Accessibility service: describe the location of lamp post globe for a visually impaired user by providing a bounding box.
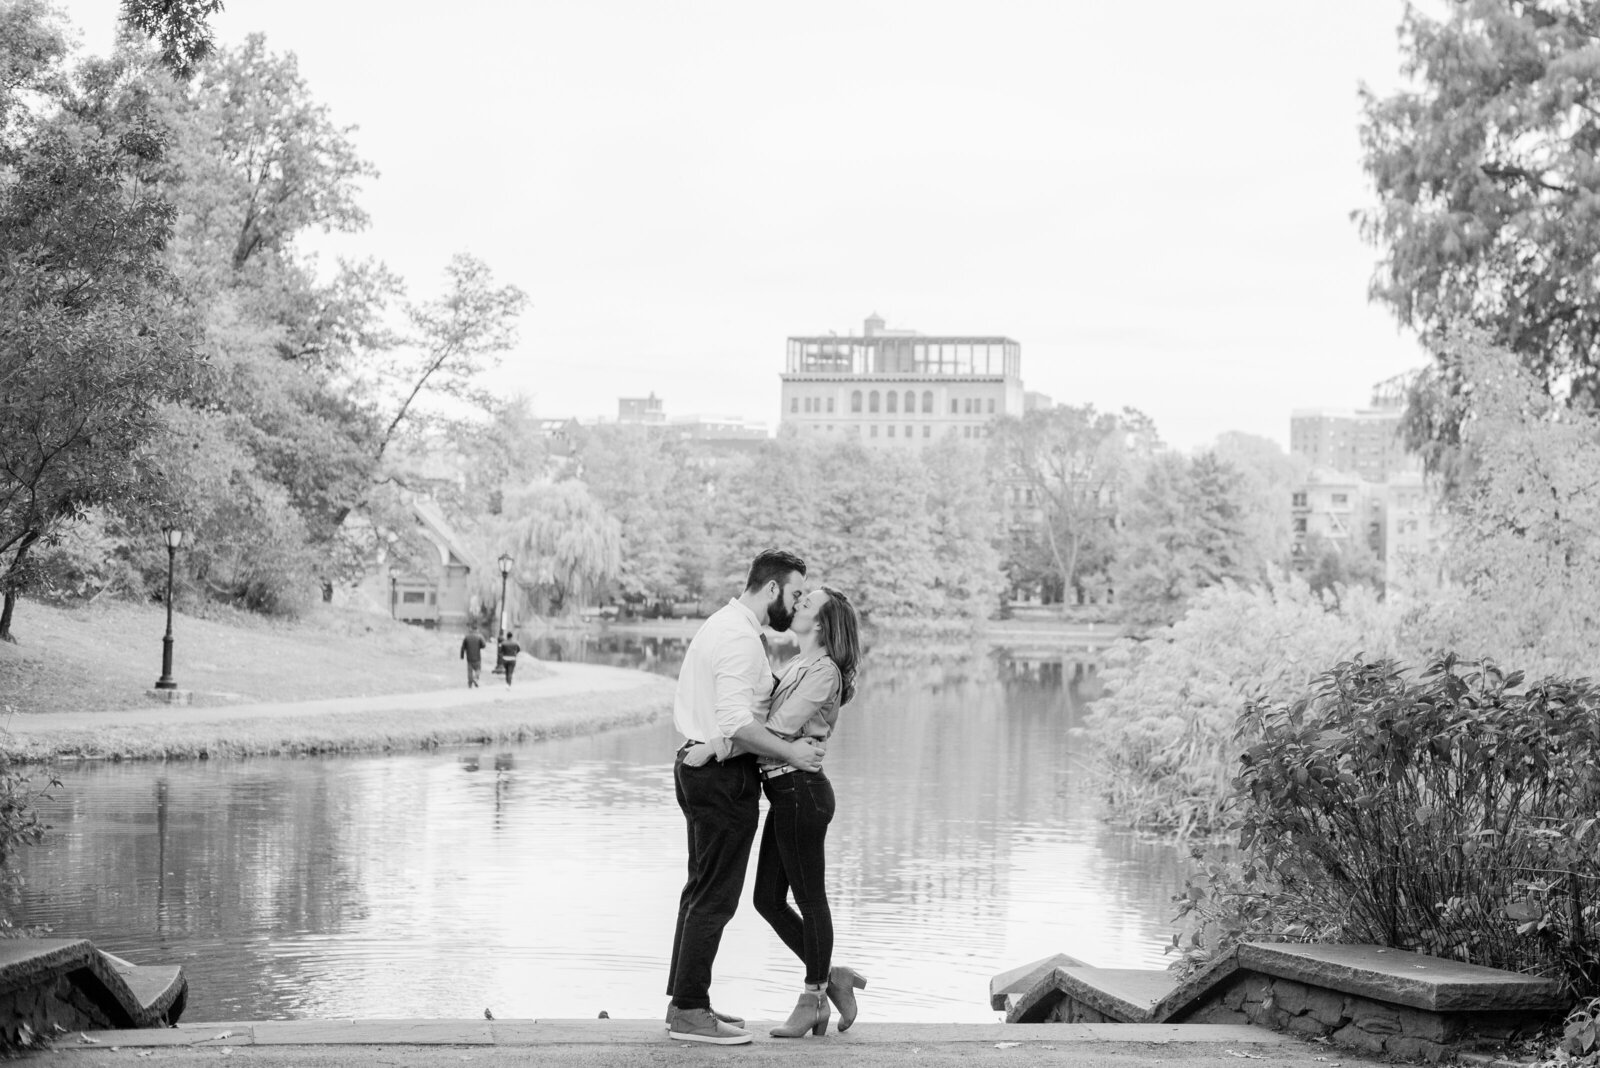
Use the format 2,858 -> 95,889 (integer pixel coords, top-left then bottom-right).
154,527 -> 185,690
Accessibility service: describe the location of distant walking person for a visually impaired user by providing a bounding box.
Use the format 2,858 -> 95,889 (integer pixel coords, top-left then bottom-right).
498,631 -> 521,686
460,626 -> 489,689
664,548 -> 825,1046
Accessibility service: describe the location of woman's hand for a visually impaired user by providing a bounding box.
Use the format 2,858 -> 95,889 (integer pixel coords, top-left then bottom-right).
682,742 -> 717,768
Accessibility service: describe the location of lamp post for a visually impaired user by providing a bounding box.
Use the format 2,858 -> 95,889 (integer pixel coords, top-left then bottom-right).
388,566 -> 399,620
493,553 -> 513,674
154,527 -> 184,690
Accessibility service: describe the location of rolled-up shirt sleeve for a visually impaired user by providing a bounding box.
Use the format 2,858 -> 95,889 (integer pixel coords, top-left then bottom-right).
711,635 -> 764,739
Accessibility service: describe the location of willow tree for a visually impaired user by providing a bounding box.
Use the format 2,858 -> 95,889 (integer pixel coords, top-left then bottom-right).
504,482 -> 622,616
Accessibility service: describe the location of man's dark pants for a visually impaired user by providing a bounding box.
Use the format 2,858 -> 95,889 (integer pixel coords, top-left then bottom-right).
666,749 -> 760,1011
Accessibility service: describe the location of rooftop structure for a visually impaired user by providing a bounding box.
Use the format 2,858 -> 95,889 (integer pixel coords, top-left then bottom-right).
780,315 -> 1025,447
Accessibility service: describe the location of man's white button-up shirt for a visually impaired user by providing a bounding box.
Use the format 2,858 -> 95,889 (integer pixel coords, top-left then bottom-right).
673,598 -> 773,743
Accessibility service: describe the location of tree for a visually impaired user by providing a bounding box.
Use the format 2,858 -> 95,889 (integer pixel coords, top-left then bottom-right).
1212,431 -> 1307,571
1358,1 -> 1600,470
0,39 -> 201,641
573,424 -> 701,607
1113,451 -> 1261,630
994,405 -> 1158,604
175,34 -> 376,275
503,481 -> 621,615
120,0 -> 224,79
921,438 -> 1007,622
1409,334 -> 1600,677
374,254 -> 528,464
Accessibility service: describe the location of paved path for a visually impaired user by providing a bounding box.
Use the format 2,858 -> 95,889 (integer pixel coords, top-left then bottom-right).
5,661 -> 663,730
31,1019 -> 1387,1067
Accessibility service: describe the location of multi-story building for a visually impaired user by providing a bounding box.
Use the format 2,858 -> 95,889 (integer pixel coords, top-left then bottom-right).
779,314 -> 1024,446
1380,469 -> 1448,598
1289,406 -> 1416,483
1290,467 -> 1376,560
618,394 -> 665,424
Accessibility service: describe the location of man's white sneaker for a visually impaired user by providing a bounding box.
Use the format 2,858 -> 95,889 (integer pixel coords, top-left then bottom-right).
667,1006 -> 752,1045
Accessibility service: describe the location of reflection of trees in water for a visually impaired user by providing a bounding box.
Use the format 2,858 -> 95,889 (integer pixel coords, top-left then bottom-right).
12,762 -> 371,1011
526,632 -> 688,679
825,643 -> 1108,944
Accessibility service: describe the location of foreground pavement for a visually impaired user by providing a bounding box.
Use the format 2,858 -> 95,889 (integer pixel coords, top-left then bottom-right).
27,1019 -> 1389,1067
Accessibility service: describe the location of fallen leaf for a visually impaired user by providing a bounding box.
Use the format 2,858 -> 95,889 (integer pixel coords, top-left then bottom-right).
77,1034 -> 101,1045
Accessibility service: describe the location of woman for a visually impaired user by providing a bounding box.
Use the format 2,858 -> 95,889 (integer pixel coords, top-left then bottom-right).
684,585 -> 867,1038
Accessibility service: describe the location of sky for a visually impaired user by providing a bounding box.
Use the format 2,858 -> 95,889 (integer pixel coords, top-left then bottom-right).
56,0 -> 1429,452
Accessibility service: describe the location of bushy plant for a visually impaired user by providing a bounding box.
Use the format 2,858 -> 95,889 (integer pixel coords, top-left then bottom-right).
1083,576 -> 1400,836
1178,655 -> 1600,998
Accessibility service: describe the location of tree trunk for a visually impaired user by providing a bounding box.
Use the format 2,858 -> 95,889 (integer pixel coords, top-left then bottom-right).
0,529 -> 41,644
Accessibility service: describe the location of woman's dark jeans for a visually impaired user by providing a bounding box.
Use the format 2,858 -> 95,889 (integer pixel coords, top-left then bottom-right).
752,770 -> 836,985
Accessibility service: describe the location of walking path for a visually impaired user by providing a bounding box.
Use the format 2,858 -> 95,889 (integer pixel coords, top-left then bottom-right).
29,1018 -> 1389,1067
0,661 -> 676,761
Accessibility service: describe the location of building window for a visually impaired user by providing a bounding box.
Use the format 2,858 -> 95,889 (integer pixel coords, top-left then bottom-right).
922,390 -> 933,413
963,398 -> 972,414
987,398 -> 995,414
827,397 -> 835,413
851,391 -> 862,413
963,426 -> 971,438
904,390 -> 915,413
1292,492 -> 1307,507
870,425 -> 878,438
402,591 -> 426,604
791,397 -> 799,413
870,391 -> 880,413
1331,493 -> 1349,505
888,425 -> 896,438
922,425 -> 930,438
1294,518 -> 1307,533
887,391 -> 898,414
950,398 -> 958,414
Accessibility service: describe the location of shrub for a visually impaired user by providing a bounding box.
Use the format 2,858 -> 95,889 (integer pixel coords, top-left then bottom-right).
1179,655 -> 1600,999
1082,576 -> 1399,836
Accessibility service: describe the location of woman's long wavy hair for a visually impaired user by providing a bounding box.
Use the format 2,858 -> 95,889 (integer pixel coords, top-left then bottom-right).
814,585 -> 861,706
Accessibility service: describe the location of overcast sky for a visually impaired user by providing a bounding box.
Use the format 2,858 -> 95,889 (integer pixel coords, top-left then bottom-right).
58,0 -> 1427,451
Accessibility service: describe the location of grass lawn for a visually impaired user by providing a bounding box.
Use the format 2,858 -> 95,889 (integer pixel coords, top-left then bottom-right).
0,597 -> 549,717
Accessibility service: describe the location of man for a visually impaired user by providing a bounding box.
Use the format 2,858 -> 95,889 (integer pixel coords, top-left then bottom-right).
459,626 -> 488,689
498,630 -> 521,686
665,548 -> 825,1046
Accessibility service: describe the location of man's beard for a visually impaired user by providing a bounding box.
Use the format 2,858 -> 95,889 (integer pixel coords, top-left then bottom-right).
768,595 -> 795,633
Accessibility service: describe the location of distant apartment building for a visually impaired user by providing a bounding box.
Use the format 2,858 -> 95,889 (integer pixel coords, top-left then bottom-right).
1289,405 -> 1416,484
618,393 -> 665,424
1287,381 -> 1450,591
778,314 -> 1025,446
1381,469 -> 1448,598
1291,468 -> 1376,557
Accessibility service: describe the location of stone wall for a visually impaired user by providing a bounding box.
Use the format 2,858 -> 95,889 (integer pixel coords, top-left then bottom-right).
0,969 -> 116,1047
1176,974 -> 1548,1062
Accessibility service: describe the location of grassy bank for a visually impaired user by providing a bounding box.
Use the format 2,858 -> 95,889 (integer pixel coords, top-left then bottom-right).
0,598 -> 550,716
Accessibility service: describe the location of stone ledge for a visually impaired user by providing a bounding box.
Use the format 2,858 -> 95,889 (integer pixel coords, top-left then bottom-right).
989,952 -> 1086,1011
1236,943 -> 1567,1014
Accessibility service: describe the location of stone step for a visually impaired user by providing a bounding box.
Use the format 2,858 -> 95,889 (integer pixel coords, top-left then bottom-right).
0,937 -> 186,1041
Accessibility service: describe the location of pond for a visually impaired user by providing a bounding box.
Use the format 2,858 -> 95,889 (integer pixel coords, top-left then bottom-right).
6,631 -> 1185,1023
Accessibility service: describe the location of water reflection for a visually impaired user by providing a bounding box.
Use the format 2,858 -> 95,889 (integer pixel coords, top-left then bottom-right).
7,639 -> 1179,1023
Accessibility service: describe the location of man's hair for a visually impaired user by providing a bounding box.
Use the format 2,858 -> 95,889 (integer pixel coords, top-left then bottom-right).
744,548 -> 807,593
